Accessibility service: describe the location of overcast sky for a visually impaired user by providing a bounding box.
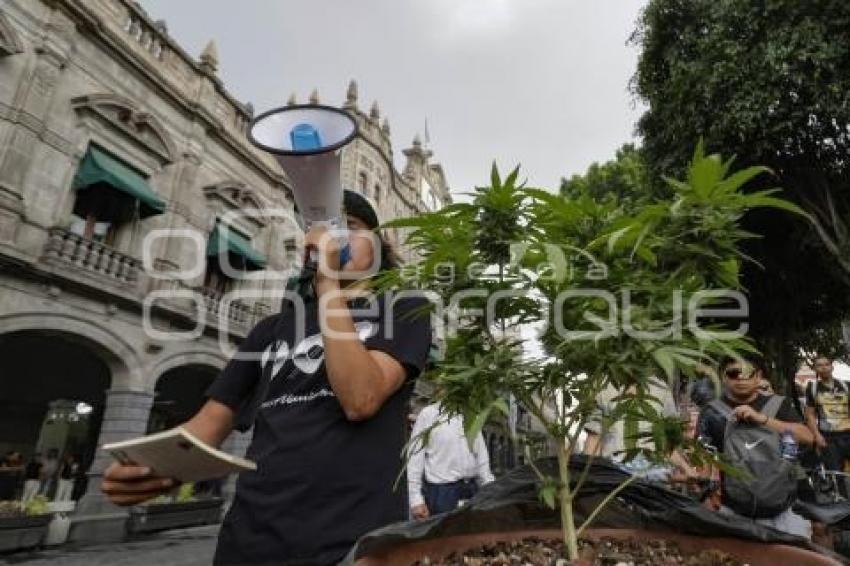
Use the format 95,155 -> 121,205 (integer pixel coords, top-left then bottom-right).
139,0 -> 647,196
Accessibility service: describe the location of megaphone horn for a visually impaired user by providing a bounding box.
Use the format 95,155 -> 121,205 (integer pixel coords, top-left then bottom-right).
248,104 -> 359,286
250,104 -> 358,157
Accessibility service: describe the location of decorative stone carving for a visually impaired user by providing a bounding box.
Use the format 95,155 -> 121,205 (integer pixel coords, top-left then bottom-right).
309,88 -> 319,104
202,180 -> 267,229
199,39 -> 218,74
0,8 -> 25,56
71,93 -> 176,164
345,80 -> 358,108
286,93 -> 296,106
369,101 -> 380,122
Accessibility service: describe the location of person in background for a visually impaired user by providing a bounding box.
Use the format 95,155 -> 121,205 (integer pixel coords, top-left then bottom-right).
21,453 -> 43,503
40,449 -> 59,497
408,401 -> 495,519
55,453 -> 78,501
805,356 -> 850,471
758,377 -> 774,396
584,377 -> 699,483
697,356 -> 813,538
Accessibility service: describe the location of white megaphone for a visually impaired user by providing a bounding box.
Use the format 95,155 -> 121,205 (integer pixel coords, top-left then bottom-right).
249,104 -> 358,269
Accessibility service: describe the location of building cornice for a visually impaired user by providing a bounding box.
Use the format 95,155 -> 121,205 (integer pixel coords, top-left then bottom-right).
56,0 -> 290,196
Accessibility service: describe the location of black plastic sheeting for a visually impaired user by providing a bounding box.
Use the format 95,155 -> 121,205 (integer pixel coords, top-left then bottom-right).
796,500 -> 850,528
343,455 -> 846,564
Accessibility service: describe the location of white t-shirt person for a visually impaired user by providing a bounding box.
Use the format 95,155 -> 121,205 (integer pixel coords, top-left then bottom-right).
407,402 -> 495,517
583,378 -> 694,482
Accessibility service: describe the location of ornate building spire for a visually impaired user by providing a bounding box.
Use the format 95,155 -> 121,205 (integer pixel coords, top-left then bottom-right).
199,39 -> 218,74
286,93 -> 297,106
381,117 -> 391,137
369,101 -> 380,122
345,79 -> 358,108
309,88 -> 320,104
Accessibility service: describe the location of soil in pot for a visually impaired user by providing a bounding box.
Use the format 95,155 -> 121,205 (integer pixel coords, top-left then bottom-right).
412,536 -> 742,566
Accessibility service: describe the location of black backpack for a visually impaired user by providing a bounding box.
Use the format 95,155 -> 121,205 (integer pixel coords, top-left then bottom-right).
709,395 -> 797,518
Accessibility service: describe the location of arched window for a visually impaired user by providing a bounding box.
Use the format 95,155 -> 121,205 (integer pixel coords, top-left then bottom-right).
374,184 -> 381,203
358,171 -> 368,194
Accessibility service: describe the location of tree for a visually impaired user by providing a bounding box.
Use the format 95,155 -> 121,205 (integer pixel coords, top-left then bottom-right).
381,150 -> 797,560
560,144 -> 649,206
631,0 -> 850,382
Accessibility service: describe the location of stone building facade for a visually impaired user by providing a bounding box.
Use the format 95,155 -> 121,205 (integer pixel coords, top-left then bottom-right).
0,0 -> 450,543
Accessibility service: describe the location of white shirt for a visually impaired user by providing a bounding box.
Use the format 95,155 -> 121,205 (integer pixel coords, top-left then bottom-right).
407,403 -> 495,507
584,378 -> 678,461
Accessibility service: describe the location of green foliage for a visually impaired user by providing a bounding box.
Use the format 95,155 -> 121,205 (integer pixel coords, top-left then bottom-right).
381,150 -> 800,559
24,495 -> 49,516
632,0 -> 850,380
0,497 -> 50,517
560,144 -> 650,207
176,483 -> 195,503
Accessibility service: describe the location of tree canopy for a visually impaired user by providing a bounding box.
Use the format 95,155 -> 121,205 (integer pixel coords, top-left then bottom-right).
629,0 -> 850,381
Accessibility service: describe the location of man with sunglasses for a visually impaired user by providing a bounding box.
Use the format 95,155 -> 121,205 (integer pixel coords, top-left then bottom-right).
805,356 -> 850,472
697,357 -> 813,537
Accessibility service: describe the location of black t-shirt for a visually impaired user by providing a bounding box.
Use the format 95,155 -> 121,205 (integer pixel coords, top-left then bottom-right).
59,461 -> 76,480
207,293 -> 431,566
24,461 -> 42,480
697,394 -> 802,450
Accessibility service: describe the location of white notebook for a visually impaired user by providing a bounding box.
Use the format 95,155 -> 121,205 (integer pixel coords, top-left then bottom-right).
102,427 -> 256,483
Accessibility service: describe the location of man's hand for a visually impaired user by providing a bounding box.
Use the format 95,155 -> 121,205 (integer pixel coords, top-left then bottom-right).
101,462 -> 175,506
411,503 -> 430,520
814,430 -> 828,449
304,225 -> 343,293
733,405 -> 766,424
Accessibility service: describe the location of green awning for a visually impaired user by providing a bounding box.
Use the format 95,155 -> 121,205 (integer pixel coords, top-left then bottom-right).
207,224 -> 267,271
73,146 -> 166,218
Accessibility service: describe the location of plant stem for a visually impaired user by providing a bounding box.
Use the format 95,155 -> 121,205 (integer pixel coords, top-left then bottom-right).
576,474 -> 638,539
556,439 -> 579,561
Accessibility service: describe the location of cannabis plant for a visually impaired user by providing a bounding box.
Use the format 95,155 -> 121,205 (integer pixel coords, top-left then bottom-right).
379,144 -> 804,561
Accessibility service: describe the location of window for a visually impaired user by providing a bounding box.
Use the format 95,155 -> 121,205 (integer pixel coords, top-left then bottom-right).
69,145 -> 165,248
69,214 -> 116,245
358,171 -> 368,194
203,257 -> 229,295
204,222 -> 266,295
374,184 -> 381,203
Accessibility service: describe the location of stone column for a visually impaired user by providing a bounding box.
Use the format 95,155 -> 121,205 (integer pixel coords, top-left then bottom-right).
70,389 -> 154,543
150,151 -> 205,283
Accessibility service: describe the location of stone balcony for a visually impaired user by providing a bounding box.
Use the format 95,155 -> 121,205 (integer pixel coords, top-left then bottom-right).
198,286 -> 256,329
41,227 -> 141,288
151,278 -> 270,335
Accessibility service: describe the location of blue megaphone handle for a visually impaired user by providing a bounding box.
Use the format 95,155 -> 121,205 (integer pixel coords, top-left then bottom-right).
339,243 -> 351,267
290,124 -> 322,151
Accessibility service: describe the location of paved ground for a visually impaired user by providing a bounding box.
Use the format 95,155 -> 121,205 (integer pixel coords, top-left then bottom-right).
1,525 -> 219,565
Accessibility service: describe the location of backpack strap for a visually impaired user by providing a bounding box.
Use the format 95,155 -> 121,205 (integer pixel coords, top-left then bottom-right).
708,399 -> 733,419
707,399 -> 737,450
761,394 -> 785,420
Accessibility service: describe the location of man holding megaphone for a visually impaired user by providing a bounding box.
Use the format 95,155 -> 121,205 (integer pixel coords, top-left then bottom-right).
101,105 -> 432,565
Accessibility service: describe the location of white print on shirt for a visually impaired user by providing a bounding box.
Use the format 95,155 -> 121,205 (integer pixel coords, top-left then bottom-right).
260,321 -> 378,382
260,388 -> 336,409
259,321 -> 377,409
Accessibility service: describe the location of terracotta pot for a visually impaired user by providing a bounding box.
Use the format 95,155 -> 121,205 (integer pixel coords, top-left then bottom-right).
355,527 -> 841,566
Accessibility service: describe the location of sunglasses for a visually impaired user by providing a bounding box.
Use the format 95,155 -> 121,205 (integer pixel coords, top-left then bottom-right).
724,367 -> 755,381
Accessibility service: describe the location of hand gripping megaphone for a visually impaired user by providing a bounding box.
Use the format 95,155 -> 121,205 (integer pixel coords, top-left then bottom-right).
248,104 -> 359,293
